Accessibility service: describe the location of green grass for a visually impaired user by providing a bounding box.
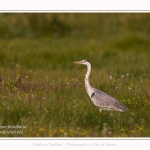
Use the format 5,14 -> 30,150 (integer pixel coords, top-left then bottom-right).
0,13 -> 150,137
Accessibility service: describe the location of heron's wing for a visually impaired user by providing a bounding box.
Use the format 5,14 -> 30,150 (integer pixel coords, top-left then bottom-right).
90,89 -> 127,112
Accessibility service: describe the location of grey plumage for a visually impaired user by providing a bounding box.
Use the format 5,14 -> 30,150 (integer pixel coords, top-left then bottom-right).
74,59 -> 128,112
91,89 -> 127,112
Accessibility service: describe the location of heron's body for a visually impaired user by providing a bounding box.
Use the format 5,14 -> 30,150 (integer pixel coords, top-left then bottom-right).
74,59 -> 128,112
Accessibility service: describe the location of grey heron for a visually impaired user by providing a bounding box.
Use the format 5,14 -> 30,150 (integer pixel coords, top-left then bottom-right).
73,59 -> 128,112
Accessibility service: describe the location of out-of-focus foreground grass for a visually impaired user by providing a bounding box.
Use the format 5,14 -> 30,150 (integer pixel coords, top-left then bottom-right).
0,13 -> 150,137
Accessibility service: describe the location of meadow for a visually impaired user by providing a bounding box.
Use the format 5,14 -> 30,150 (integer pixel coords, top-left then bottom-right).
0,13 -> 150,137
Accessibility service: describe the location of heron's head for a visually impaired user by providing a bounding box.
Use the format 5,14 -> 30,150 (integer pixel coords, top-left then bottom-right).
73,59 -> 90,65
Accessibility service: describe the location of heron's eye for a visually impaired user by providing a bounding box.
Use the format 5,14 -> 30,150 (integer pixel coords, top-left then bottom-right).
85,59 -> 90,63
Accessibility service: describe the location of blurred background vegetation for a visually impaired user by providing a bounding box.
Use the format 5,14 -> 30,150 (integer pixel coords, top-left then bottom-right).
0,13 -> 150,39
1,13 -> 150,70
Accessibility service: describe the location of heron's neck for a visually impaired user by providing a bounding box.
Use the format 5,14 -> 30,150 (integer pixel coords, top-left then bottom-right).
85,63 -> 93,96
85,63 -> 91,82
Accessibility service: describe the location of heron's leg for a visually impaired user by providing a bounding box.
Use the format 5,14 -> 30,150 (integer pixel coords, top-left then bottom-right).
110,111 -> 113,116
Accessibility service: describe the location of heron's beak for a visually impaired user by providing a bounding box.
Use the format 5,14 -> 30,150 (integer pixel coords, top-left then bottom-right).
73,61 -> 82,64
